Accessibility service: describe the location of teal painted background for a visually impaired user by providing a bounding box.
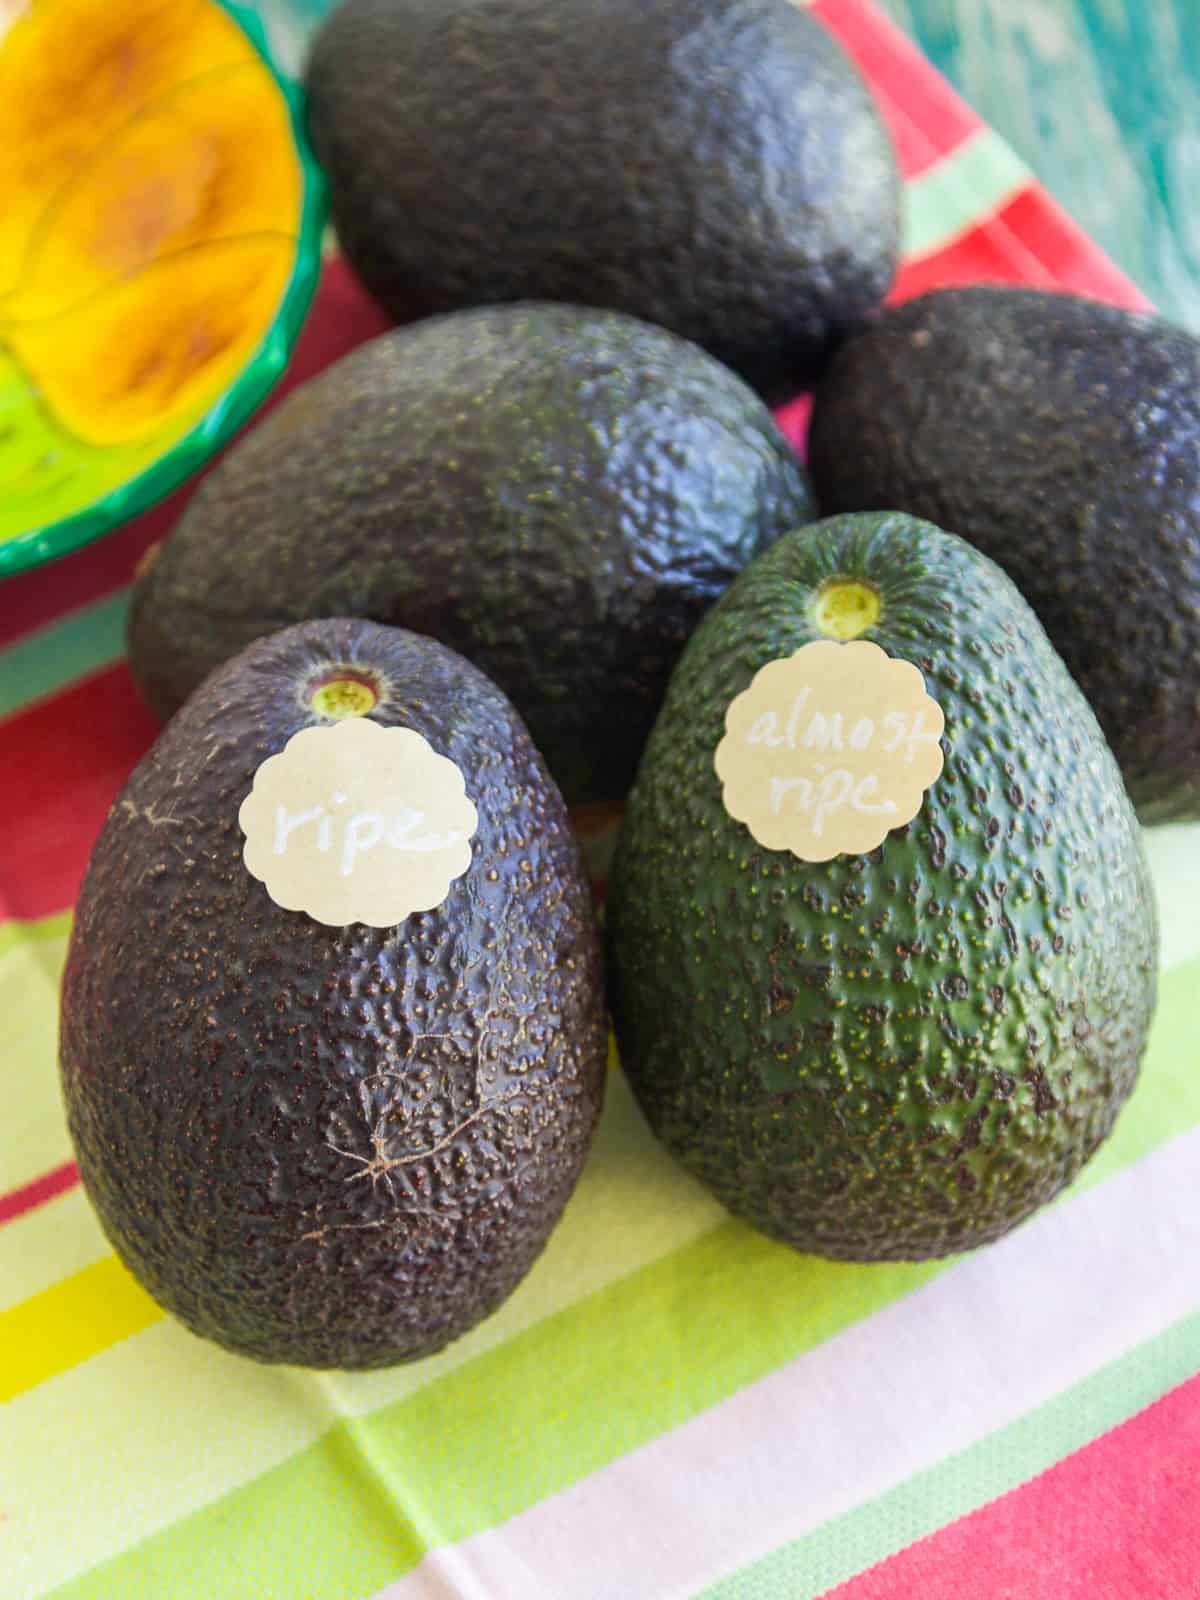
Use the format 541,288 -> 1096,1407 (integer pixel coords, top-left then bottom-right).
264,0 -> 1200,331
876,0 -> 1200,330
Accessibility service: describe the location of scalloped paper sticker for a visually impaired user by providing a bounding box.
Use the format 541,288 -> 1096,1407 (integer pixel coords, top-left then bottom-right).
239,719 -> 479,928
714,639 -> 945,862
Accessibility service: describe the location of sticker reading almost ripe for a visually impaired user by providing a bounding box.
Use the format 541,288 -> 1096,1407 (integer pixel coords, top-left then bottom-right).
714,639 -> 944,861
239,718 -> 478,927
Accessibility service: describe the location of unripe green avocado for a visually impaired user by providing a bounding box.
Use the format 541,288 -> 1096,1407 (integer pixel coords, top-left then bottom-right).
304,0 -> 901,399
808,287 -> 1200,823
608,513 -> 1157,1261
60,619 -> 607,1368
127,304 -> 814,807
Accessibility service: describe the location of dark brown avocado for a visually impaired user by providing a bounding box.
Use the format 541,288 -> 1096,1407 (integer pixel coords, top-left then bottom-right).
304,0 -> 901,399
808,286 -> 1200,824
127,304 -> 815,807
60,618 -> 607,1368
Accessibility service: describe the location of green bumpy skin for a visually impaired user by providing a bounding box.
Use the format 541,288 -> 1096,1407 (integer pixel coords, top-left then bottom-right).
61,619 -> 607,1368
608,513 -> 1158,1262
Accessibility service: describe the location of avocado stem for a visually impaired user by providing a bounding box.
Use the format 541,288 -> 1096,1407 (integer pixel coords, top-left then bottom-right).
812,579 -> 882,640
309,671 -> 378,718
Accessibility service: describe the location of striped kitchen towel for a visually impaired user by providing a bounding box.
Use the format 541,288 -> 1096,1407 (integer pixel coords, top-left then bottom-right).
1,2 -> 1196,1596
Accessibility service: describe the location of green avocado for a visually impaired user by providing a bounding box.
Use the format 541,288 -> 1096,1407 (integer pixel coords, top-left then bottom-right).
304,0 -> 900,399
127,303 -> 814,807
807,286 -> 1200,824
60,619 -> 607,1368
608,512 -> 1157,1262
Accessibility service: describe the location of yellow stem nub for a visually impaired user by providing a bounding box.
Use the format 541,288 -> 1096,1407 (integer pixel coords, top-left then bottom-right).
812,579 -> 882,640
310,674 -> 378,719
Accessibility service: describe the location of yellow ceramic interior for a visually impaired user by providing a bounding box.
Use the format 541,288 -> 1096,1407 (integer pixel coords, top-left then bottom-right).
0,0 -> 304,543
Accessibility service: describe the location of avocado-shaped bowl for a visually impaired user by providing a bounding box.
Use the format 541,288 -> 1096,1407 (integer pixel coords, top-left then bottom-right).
0,0 -> 327,577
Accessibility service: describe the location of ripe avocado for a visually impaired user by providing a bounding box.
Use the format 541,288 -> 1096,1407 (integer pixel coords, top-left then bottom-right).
807,287 -> 1200,823
304,0 -> 900,399
60,619 -> 607,1368
608,512 -> 1157,1261
127,303 -> 814,807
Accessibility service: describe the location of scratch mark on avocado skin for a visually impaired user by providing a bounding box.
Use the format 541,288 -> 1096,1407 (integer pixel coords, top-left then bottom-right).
326,901 -> 539,1192
331,1091 -> 526,1192
300,1209 -> 455,1244
120,798 -> 190,828
328,1064 -> 529,1194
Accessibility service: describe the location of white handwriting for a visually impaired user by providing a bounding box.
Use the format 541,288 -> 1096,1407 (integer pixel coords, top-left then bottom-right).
769,769 -> 898,837
748,694 -> 935,762
273,802 -> 464,875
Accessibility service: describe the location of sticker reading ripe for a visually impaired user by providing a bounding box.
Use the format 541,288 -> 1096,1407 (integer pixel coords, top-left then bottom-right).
714,639 -> 944,861
238,718 -> 478,926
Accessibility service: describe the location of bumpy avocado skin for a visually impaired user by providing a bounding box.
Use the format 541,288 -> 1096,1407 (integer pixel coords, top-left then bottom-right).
304,0 -> 900,398
127,304 -> 815,806
60,620 -> 607,1368
608,513 -> 1157,1262
807,287 -> 1200,824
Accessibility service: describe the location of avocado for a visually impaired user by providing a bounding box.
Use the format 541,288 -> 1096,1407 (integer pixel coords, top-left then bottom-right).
60,618 -> 607,1368
304,0 -> 900,399
608,512 -> 1157,1261
127,303 -> 814,807
807,287 -> 1200,824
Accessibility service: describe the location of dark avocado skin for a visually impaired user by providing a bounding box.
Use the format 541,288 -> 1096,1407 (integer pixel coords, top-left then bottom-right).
608,513 -> 1157,1262
60,619 -> 607,1368
807,287 -> 1200,824
127,304 -> 815,807
304,0 -> 900,399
